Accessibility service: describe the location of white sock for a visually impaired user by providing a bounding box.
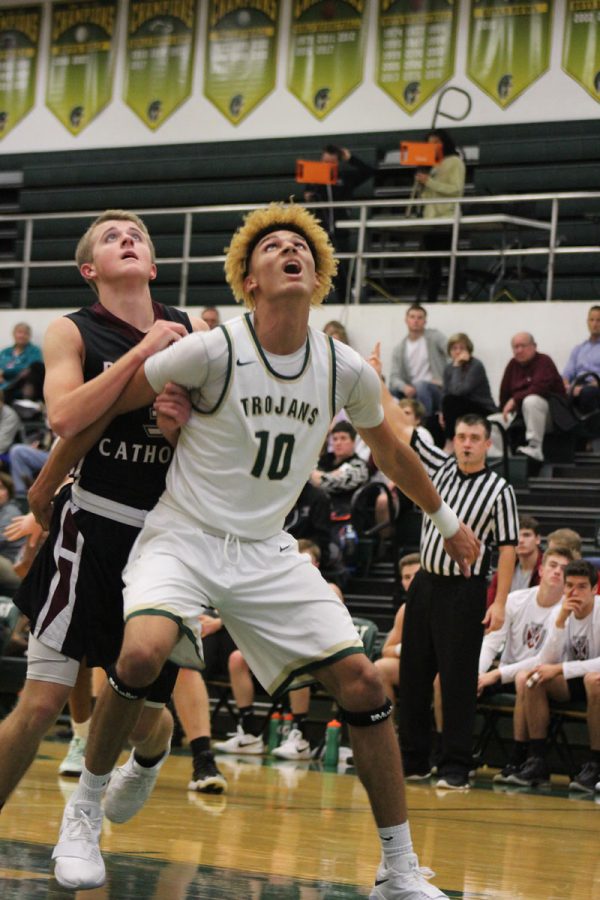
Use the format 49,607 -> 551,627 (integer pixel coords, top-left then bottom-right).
378,821 -> 413,869
76,764 -> 110,803
72,718 -> 90,740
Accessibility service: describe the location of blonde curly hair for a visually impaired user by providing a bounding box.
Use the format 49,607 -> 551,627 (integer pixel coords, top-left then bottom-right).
224,203 -> 337,309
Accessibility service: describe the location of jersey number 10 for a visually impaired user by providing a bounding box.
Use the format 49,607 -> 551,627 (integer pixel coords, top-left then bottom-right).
251,431 -> 295,480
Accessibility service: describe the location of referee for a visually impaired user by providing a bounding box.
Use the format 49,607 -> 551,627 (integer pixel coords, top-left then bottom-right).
371,345 -> 518,790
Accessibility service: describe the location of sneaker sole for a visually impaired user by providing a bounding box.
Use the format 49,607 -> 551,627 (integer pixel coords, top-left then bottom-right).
213,745 -> 264,755
187,777 -> 227,794
436,779 -> 470,790
55,871 -> 106,891
569,782 -> 594,793
272,750 -> 312,760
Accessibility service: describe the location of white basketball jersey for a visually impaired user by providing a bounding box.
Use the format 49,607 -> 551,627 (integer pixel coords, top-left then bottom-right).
151,313 -> 380,539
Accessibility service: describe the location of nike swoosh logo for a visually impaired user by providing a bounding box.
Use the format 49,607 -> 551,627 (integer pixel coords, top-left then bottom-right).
381,836 -> 394,842
374,878 -> 389,886
236,359 -> 255,366
279,545 -> 290,552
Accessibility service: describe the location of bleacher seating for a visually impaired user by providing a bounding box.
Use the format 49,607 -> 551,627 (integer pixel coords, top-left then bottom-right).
0,118 -> 599,308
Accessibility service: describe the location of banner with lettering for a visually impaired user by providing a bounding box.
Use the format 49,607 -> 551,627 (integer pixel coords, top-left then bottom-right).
467,1 -> 553,108
204,2 -> 279,125
376,0 -> 457,114
46,1 -> 118,135
124,0 -> 197,130
288,0 -> 366,120
563,1 -> 600,102
0,6 -> 41,139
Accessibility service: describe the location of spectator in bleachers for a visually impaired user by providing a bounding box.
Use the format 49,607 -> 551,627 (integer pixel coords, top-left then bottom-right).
487,332 -> 565,462
323,320 -> 350,345
440,332 -> 496,451
200,307 -> 220,330
0,473 -> 24,596
303,145 -> 375,301
562,305 -> 600,414
516,560 -> 600,790
0,390 -> 22,458
397,398 -> 434,445
415,128 -> 466,303
388,304 -> 447,415
284,481 -> 337,574
487,515 -> 542,605
311,421 -> 369,520
7,443 -> 50,506
0,323 -> 43,403
477,546 -> 573,784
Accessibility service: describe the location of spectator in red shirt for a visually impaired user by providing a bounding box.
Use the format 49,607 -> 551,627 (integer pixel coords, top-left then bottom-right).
488,332 -> 564,462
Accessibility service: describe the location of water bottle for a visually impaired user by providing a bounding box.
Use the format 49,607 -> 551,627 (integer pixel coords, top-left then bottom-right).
280,712 -> 293,743
342,524 -> 359,572
267,710 -> 282,752
323,718 -> 342,767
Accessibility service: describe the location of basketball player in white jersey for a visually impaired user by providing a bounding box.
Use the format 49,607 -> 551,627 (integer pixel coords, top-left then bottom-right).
42,203 -> 479,897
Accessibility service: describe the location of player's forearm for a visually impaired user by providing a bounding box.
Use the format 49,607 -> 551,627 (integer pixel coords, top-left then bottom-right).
32,413 -> 114,500
49,345 -> 151,438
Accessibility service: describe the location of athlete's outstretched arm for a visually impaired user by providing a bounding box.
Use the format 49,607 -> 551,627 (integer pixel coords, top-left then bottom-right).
357,418 -> 480,577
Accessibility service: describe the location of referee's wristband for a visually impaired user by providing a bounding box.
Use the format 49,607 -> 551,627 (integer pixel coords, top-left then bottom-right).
428,500 -> 459,539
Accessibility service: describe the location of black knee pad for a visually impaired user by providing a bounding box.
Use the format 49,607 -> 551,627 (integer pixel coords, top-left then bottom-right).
339,698 -> 393,727
106,665 -> 150,702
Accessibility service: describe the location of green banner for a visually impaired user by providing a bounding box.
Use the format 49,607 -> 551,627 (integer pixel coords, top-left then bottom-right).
204,2 -> 278,125
376,1 -> 457,114
288,0 -> 366,120
467,1 -> 553,107
124,0 -> 197,130
0,6 -> 41,140
563,1 -> 600,101
46,1 -> 117,136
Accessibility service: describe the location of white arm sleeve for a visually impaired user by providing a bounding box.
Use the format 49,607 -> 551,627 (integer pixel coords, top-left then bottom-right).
563,657 -> 600,679
144,328 -> 229,395
479,624 -> 507,675
537,615 -> 568,666
336,349 -> 384,429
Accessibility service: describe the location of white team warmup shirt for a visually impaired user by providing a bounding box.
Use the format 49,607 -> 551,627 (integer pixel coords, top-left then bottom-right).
478,586 -> 561,682
538,595 -> 600,678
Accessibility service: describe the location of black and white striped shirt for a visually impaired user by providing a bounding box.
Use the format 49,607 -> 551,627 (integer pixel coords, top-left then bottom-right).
412,432 -> 519,577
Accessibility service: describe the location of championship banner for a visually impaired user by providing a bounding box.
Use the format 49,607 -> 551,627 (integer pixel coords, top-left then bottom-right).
124,0 -> 197,130
0,6 -> 41,140
288,0 -> 366,120
376,1 -> 457,114
46,1 -> 118,136
467,1 -> 553,108
204,2 -> 279,125
563,1 -> 600,102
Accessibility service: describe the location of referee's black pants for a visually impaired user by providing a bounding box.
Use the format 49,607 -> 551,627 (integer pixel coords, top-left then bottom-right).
397,569 -> 486,777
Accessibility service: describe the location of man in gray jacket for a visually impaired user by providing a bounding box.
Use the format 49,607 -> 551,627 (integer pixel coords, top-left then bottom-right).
389,304 -> 447,415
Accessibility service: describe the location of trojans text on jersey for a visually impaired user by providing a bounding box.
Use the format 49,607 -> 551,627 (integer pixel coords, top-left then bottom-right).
240,394 -> 319,426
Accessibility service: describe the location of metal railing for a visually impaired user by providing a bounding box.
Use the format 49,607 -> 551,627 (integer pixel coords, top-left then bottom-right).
0,190 -> 598,308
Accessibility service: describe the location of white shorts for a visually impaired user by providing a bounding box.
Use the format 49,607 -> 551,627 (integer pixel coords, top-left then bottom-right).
25,634 -> 167,708
26,633 -> 80,687
122,504 -> 364,697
